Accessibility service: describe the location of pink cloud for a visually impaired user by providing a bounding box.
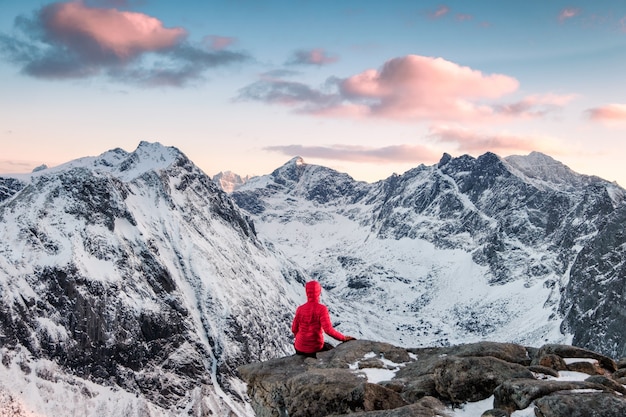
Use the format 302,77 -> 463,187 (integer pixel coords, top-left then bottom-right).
558,8 -> 580,22
335,55 -> 519,122
237,78 -> 339,108
241,55 -> 572,124
203,35 -> 236,51
496,93 -> 577,118
42,1 -> 186,60
455,13 -> 473,22
309,102 -> 371,119
587,104 -> 626,123
264,144 -> 440,164
309,48 -> 338,65
0,159 -> 40,174
430,5 -> 450,19
287,48 -> 338,66
1,1 -> 249,85
429,125 -> 563,155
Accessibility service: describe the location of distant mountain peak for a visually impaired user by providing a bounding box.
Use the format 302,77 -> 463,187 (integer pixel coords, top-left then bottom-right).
505,151 -> 598,188
115,141 -> 185,178
437,152 -> 453,167
213,170 -> 250,193
32,164 -> 48,173
269,156 -> 309,185
281,156 -> 307,171
42,141 -> 188,182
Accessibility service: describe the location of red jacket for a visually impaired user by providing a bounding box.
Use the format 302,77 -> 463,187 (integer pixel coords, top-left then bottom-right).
292,281 -> 346,353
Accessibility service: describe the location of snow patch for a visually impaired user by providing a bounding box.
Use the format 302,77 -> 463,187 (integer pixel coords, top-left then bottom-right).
563,358 -> 598,365
348,352 -> 409,384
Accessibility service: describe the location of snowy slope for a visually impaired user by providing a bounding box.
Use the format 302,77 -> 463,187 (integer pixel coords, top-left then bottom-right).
0,142 -> 305,416
231,152 -> 626,357
2,143 -> 624,416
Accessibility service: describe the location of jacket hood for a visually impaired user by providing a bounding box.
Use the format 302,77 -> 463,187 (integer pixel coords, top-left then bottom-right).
305,281 -> 321,302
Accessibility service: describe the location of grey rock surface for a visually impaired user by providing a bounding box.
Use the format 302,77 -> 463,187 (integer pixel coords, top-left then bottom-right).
239,339 -> 626,417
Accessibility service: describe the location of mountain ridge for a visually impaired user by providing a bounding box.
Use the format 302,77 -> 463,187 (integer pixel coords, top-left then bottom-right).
229,150 -> 625,358
1,143 -> 625,416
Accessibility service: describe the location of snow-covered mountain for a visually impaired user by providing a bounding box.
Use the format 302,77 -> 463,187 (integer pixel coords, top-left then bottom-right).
213,171 -> 250,193
0,142 -> 306,416
2,143 -> 625,416
229,152 -> 626,358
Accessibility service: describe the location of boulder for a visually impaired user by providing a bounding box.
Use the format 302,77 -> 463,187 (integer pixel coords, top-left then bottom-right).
359,383 -> 408,411
565,360 -> 604,375
584,375 -> 626,395
447,341 -> 531,365
536,344 -> 617,372
533,353 -> 567,371
330,396 -> 450,417
432,356 -> 533,403
389,375 -> 438,403
320,340 -> 412,368
534,392 -> 626,417
242,364 -> 365,417
493,378 -> 611,412
238,341 -> 413,417
408,341 -> 531,365
528,365 -> 559,378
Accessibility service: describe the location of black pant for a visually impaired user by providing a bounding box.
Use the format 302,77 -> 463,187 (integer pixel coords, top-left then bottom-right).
295,342 -> 334,358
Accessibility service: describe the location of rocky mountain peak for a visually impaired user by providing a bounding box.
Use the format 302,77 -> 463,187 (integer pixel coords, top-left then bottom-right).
213,170 -> 251,193
437,152 -> 453,167
505,151 -> 600,189
232,156 -> 368,211
96,141 -> 186,180
0,142 -> 306,415
32,164 -> 48,173
268,155 -> 307,185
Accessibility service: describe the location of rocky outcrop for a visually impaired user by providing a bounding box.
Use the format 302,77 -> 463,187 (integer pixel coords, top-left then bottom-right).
238,340 -> 626,417
0,176 -> 25,203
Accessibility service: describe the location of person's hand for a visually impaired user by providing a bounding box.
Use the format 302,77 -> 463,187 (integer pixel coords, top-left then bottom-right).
344,336 -> 356,342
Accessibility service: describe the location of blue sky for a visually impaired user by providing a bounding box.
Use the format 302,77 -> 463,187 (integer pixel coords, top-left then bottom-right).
1,0 -> 626,186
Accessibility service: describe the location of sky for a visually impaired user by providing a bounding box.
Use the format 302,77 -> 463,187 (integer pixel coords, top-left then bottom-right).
1,0 -> 626,186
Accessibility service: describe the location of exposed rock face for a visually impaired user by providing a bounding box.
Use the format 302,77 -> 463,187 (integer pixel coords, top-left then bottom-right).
0,176 -> 25,202
560,202 -> 626,359
238,340 -> 626,417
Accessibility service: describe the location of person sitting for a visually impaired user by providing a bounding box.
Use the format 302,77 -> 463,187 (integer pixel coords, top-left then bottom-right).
291,280 -> 355,357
